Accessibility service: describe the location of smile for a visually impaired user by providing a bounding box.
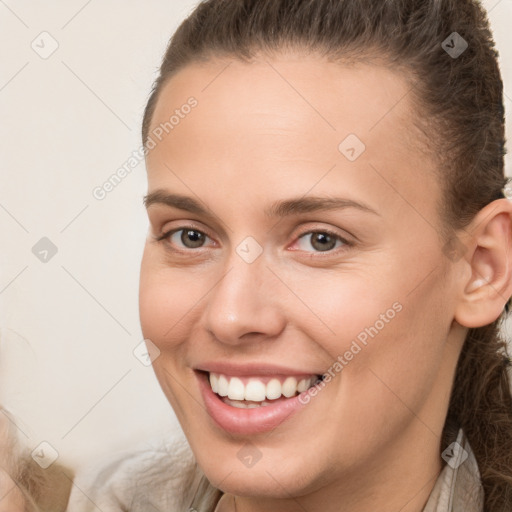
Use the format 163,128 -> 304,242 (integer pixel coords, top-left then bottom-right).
209,373 -> 321,407
195,369 -> 325,435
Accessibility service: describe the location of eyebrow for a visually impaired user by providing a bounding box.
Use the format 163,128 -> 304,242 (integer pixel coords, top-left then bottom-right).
143,190 -> 380,218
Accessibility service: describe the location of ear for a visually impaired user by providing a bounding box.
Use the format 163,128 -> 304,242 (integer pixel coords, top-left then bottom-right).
454,198 -> 512,328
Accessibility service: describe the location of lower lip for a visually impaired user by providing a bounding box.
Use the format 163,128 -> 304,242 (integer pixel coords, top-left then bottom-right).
196,371 -> 312,435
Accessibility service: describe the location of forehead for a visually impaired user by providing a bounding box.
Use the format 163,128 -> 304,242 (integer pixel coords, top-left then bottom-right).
146,53 -> 441,227
150,53 -> 424,142
153,54 -> 414,130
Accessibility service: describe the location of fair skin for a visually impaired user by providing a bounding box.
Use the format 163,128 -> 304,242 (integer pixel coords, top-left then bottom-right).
139,52 -> 512,512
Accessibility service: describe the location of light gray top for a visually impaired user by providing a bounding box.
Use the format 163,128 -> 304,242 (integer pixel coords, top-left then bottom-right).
422,427 -> 484,512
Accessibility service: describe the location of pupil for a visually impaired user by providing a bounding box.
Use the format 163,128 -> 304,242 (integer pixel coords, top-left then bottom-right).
313,233 -> 335,251
183,230 -> 204,248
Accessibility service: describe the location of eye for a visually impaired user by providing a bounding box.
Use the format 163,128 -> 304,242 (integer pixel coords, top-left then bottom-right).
293,229 -> 351,253
157,227 -> 213,251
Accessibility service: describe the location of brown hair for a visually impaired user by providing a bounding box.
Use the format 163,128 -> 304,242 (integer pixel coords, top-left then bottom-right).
141,1 -> 512,510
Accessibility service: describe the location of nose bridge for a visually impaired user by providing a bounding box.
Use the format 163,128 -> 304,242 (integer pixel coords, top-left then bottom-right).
202,244 -> 284,344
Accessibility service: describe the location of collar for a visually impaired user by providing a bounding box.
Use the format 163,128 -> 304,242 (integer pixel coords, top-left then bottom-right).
422,427 -> 484,512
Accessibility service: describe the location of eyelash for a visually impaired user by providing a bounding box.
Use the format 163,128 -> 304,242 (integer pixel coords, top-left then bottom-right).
156,225 -> 353,257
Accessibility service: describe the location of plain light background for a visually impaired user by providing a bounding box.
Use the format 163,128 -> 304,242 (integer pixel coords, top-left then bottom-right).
0,0 -> 511,471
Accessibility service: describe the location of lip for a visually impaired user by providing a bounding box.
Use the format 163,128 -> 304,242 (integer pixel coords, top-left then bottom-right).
195,370 -> 315,435
195,361 -> 322,378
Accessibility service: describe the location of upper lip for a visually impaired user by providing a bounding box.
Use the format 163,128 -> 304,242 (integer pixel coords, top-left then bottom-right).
194,361 -> 322,377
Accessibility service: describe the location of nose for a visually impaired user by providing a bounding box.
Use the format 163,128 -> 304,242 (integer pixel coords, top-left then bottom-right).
201,250 -> 286,346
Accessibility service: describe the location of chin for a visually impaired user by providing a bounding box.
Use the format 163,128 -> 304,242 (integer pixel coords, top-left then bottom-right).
188,437 -> 328,500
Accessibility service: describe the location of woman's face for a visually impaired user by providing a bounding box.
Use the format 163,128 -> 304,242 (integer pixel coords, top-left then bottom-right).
139,54 -> 465,504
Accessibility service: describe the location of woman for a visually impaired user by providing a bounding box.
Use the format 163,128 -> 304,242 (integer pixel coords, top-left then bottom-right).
67,0 -> 512,511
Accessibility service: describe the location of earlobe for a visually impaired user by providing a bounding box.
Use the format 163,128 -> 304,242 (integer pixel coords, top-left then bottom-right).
454,198 -> 512,329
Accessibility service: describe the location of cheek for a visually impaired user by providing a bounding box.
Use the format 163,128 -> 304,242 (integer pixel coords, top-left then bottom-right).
139,275 -> 170,345
337,276 -> 450,432
293,258 -> 449,398
139,249 -> 203,347
284,265 -> 403,365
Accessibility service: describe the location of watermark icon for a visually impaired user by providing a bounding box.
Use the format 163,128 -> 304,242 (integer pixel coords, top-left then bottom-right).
236,236 -> 263,264
237,441 -> 262,468
298,301 -> 403,404
442,234 -> 468,263
32,237 -> 58,263
338,133 -> 366,162
92,96 -> 198,201
441,32 -> 468,59
441,441 -> 469,469
31,441 -> 59,469
133,339 -> 161,366
31,31 -> 59,59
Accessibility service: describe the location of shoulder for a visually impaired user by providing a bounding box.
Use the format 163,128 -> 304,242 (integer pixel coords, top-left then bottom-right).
66,434 -> 198,512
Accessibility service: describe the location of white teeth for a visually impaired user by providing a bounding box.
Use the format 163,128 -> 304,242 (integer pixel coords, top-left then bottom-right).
217,375 -> 229,397
222,398 -> 273,408
266,378 -> 282,400
209,373 -> 218,393
282,377 -> 298,397
208,372 -> 319,402
297,378 -> 309,392
226,399 -> 250,409
227,377 -> 245,400
245,380 -> 267,401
